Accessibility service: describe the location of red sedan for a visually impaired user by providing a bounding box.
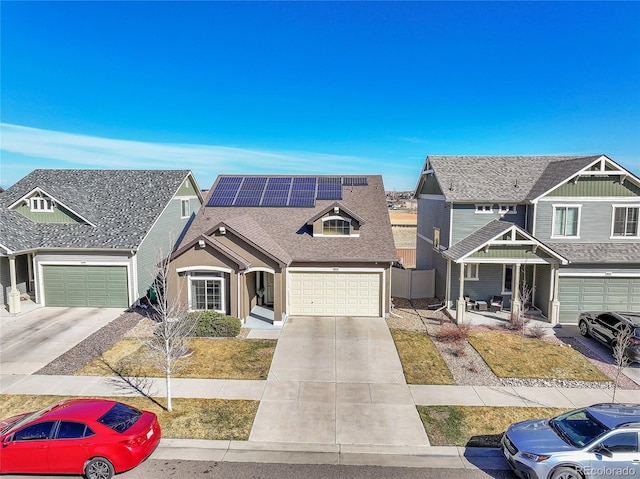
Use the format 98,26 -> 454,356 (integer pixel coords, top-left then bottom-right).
0,398 -> 161,479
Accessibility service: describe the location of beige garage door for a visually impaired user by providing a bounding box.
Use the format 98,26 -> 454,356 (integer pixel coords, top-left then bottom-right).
289,271 -> 381,317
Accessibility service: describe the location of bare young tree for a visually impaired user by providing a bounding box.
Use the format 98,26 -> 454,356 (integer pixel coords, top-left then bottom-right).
508,273 -> 533,352
144,253 -> 195,412
611,326 -> 632,403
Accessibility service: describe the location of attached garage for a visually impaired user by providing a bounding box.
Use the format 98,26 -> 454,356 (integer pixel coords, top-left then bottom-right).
43,265 -> 129,307
289,271 -> 382,317
558,276 -> 640,323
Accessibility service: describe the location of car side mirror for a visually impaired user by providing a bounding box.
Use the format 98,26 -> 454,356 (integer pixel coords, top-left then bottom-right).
594,445 -> 613,458
2,435 -> 12,447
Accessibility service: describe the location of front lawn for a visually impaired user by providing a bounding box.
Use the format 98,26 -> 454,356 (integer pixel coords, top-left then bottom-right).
0,394 -> 258,440
467,331 -> 611,382
418,405 -> 567,447
391,329 -> 455,384
77,337 -> 276,380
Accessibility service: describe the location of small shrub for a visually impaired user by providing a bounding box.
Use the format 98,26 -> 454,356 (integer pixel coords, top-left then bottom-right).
436,324 -> 468,343
451,342 -> 466,357
189,311 -> 241,337
527,324 -> 548,339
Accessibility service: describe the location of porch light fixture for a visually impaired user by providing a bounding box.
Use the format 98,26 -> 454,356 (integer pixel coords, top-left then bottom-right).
198,239 -> 205,248
219,226 -> 226,235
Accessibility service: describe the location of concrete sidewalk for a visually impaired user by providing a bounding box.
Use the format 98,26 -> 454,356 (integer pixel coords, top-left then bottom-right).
2,374 -> 637,407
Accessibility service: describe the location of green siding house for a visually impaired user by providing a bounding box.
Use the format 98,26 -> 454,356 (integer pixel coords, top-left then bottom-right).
415,155 -> 640,324
0,169 -> 203,313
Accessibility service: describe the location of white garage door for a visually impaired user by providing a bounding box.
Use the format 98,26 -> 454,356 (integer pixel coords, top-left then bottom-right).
289,271 -> 382,317
558,277 -> 640,324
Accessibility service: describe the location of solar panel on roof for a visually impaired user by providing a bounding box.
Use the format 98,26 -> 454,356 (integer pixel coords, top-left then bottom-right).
207,176 -> 243,207
234,177 -> 267,206
288,177 -> 317,207
317,177 -> 342,200
261,177 -> 292,206
342,177 -> 368,186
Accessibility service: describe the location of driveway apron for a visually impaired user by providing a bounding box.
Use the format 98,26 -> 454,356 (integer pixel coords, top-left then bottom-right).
0,307 -> 123,375
249,316 -> 430,446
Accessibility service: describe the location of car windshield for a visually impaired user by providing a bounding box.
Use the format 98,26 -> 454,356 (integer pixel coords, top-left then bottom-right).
1,406 -> 52,436
551,409 -> 609,447
97,403 -> 142,433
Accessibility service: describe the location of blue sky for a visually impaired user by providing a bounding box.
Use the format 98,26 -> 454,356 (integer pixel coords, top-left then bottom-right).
1,1 -> 639,191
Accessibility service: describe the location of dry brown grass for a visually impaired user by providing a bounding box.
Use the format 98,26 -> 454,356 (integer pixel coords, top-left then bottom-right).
467,331 -> 612,382
0,394 -> 258,440
418,405 -> 568,446
77,337 -> 276,379
391,329 -> 455,385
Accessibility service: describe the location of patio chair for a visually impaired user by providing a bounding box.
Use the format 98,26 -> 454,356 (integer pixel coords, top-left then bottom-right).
464,296 -> 476,311
489,295 -> 503,312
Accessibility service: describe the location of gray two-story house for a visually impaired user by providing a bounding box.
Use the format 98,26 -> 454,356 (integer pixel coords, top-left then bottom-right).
414,155 -> 640,324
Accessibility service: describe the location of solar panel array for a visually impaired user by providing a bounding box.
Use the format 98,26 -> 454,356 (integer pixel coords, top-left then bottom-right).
207,176 -> 367,208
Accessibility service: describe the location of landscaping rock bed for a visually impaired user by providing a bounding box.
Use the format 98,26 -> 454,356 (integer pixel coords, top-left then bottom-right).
390,298 -> 502,386
390,297 -> 639,390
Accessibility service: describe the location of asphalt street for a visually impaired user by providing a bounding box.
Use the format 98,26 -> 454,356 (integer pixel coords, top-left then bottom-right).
6,460 -> 517,479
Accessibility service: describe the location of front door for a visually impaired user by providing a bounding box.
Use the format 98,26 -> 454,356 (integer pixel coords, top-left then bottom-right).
265,273 -> 274,305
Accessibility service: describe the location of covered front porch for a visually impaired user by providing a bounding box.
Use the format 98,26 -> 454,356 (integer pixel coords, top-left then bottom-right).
441,221 -> 569,325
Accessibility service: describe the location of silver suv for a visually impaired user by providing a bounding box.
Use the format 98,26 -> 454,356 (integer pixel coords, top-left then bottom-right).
502,403 -> 640,479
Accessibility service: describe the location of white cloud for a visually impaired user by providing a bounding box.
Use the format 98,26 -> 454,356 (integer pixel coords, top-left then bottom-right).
0,123 -> 375,180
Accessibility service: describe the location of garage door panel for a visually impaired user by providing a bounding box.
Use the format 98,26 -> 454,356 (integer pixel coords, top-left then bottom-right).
559,277 -> 640,323
290,271 -> 381,317
43,265 -> 128,308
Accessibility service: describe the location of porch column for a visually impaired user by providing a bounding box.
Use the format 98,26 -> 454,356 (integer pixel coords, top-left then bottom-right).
456,261 -> 465,324
510,263 -> 521,320
8,255 -> 21,314
549,264 -> 561,325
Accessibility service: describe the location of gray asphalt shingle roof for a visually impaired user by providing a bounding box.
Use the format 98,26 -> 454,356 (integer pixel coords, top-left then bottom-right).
426,155 -> 604,203
0,169 -> 191,252
179,175 -> 397,264
443,220 -> 514,261
547,242 -> 640,264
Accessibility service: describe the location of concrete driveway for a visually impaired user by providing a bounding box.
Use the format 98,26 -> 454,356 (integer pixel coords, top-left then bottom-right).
0,307 -> 124,375
557,325 -> 640,386
250,316 -> 429,446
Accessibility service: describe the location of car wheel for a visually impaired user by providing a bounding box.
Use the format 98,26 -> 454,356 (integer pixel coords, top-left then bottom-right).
84,457 -> 114,479
550,466 -> 583,479
578,320 -> 589,337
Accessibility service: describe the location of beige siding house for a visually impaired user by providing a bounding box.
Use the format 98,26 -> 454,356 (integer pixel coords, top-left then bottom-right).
168,175 -> 397,324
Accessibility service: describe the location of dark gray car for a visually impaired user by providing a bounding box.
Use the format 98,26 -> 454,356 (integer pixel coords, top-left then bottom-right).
578,311 -> 640,363
502,403 -> 640,479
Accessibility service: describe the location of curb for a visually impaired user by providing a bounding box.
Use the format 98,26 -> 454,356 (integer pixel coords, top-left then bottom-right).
154,439 -> 510,470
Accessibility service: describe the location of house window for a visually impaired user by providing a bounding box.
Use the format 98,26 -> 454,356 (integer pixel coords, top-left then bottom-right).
181,199 -> 190,218
553,206 -> 580,237
465,264 -> 479,280
30,197 -> 53,212
322,217 -> 350,236
475,204 -> 493,214
612,206 -> 639,237
502,265 -> 513,294
189,274 -> 224,312
498,204 -> 517,215
433,227 -> 440,251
